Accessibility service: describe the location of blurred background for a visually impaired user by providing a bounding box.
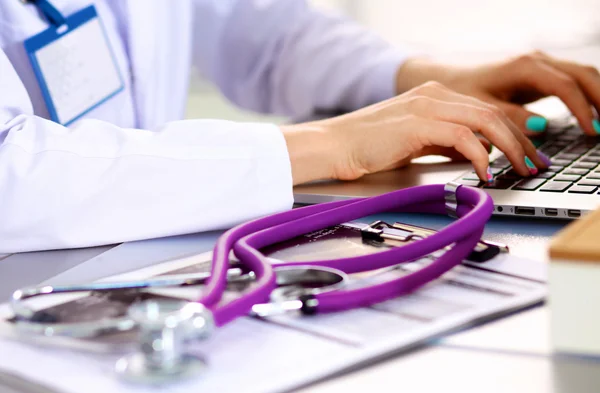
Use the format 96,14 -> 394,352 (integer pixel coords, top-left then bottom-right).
185,0 -> 600,123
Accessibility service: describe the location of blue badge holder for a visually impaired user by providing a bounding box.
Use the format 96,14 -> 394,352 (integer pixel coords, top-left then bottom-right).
23,1 -> 124,126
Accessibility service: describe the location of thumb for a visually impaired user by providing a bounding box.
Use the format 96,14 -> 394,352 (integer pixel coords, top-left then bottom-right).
493,101 -> 548,137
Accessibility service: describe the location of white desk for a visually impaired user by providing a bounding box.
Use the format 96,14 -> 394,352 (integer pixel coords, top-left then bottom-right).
0,212 -> 575,393
302,344 -> 600,393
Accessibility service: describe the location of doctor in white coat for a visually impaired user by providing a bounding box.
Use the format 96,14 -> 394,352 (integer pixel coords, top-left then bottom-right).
1,0 -> 599,253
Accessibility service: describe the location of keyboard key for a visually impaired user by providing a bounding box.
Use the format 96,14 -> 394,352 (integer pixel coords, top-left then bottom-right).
565,128 -> 582,136
483,179 -> 516,189
549,165 -> 565,172
513,178 -> 547,191
565,148 -> 590,155
463,172 -> 480,181
580,139 -> 598,147
490,158 -> 511,169
587,173 -> 600,180
555,153 -> 581,161
579,157 -> 600,163
497,173 -> 520,181
568,185 -> 597,194
463,168 -> 502,180
556,134 -> 579,141
563,168 -> 590,176
540,147 -> 561,156
534,171 -> 556,179
579,179 -> 600,186
552,140 -> 571,147
554,174 -> 581,182
540,181 -> 572,192
582,155 -> 600,163
572,162 -> 597,169
503,169 -> 521,178
458,179 -> 482,187
552,159 -> 572,166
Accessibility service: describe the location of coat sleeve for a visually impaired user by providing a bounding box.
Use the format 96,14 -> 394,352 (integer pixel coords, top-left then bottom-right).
191,0 -> 408,119
0,49 -> 293,253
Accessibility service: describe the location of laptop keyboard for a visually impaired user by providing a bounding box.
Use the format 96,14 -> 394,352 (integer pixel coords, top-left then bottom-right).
455,123 -> 600,194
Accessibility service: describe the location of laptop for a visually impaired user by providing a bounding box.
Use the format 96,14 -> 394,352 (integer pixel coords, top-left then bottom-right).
294,115 -> 600,219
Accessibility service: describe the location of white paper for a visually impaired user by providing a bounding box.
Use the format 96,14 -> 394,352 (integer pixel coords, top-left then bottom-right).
0,250 -> 546,393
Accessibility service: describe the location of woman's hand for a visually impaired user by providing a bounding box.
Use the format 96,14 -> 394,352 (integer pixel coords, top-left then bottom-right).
396,52 -> 600,136
282,81 -> 551,185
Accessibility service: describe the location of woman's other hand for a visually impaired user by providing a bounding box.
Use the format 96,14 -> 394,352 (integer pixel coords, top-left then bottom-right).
396,52 -> 600,136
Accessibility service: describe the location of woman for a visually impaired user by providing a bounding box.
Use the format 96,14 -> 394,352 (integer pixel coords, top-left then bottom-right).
1,0 -> 598,252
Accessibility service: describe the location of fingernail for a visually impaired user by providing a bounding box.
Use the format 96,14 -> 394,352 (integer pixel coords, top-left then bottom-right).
526,116 -> 548,133
537,150 -> 553,167
525,157 -> 534,167
525,157 -> 538,175
593,119 -> 600,134
486,167 -> 494,183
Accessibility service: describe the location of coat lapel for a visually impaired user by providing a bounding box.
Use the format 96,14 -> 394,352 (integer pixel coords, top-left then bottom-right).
125,0 -> 193,129
125,0 -> 160,128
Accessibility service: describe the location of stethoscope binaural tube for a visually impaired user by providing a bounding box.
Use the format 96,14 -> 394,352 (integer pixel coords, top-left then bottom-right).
201,184 -> 493,326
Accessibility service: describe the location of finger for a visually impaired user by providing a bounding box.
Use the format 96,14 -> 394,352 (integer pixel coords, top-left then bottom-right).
536,57 -> 600,133
407,95 -> 532,176
491,100 -> 548,136
513,58 -> 597,135
412,83 -> 548,171
475,102 -> 548,170
407,116 -> 492,182
417,138 -> 492,161
531,52 -> 600,113
447,94 -> 549,171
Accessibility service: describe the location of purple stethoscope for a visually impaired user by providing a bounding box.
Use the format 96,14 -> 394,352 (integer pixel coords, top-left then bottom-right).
10,183 -> 493,384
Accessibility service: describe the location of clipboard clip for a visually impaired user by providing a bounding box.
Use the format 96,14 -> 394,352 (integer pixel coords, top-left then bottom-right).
360,220 -> 509,263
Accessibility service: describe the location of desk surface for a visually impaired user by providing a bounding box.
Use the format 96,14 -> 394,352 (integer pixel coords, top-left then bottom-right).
0,212 -> 581,393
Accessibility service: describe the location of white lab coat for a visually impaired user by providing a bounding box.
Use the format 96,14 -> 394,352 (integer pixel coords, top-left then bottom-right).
0,0 -> 406,253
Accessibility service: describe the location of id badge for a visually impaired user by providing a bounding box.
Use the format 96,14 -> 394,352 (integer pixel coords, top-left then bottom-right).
24,4 -> 124,126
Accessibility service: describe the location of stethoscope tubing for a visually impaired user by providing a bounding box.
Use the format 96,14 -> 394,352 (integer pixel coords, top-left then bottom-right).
203,198 -> 356,326
8,184 -> 491,338
203,184 -> 492,327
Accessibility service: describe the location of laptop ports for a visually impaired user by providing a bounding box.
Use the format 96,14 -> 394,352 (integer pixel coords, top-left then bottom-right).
544,208 -> 558,217
568,210 -> 581,218
515,207 -> 535,216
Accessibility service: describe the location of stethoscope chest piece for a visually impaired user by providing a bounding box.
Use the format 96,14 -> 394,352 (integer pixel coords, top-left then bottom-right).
115,351 -> 207,385
115,299 -> 213,385
269,266 -> 347,302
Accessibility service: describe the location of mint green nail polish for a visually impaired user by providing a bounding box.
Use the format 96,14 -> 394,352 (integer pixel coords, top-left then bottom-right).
525,157 -> 534,168
593,119 -> 600,134
526,116 -> 548,132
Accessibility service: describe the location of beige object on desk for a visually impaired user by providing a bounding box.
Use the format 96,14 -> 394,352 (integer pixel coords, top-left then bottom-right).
549,208 -> 600,356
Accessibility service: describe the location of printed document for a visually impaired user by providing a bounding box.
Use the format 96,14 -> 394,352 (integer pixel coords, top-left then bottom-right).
0,223 -> 546,393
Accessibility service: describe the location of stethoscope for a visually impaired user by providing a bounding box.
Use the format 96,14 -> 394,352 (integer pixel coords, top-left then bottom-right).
8,183 -> 493,385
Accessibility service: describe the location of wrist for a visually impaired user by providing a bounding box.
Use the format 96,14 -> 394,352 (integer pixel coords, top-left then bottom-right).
280,122 -> 340,186
395,57 -> 461,94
